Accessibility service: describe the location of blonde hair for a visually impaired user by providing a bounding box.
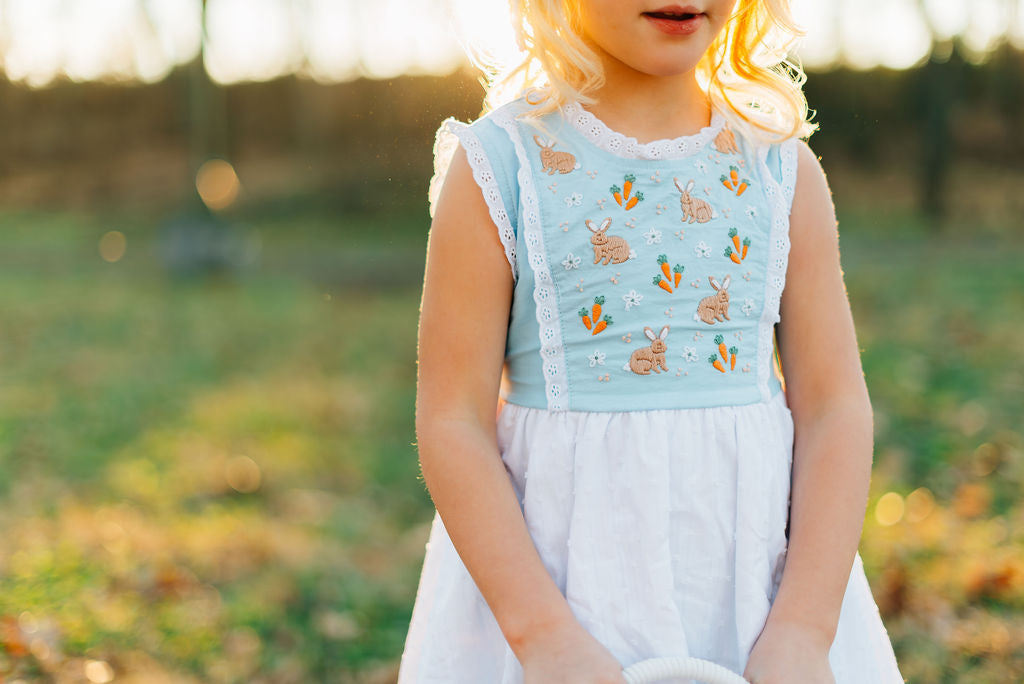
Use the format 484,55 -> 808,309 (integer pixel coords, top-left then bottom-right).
464,0 -> 817,144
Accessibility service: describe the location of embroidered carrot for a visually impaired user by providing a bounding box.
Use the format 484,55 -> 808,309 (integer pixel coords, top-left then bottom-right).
658,254 -> 671,280
729,346 -> 738,370
724,246 -> 742,264
579,307 -> 592,330
592,295 -> 604,322
715,334 -> 728,362
653,274 -> 673,293
729,227 -> 741,251
672,264 -> 684,288
592,314 -> 612,335
736,179 -> 749,196
720,174 -> 734,191
709,353 -> 726,373
623,174 -> 635,200
624,191 -> 644,210
730,166 -> 739,186
611,185 -> 623,205
741,236 -> 750,259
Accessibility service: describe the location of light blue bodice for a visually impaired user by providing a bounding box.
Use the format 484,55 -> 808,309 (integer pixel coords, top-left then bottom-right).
430,96 -> 798,412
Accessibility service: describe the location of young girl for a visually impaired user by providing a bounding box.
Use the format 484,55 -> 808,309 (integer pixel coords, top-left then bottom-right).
401,1 -> 905,682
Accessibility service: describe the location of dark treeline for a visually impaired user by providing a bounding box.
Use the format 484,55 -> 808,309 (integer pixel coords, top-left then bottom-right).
0,45 -> 1021,227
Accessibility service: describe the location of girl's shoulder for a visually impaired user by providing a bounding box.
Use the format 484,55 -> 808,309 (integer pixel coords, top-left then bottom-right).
427,96 -> 534,220
428,96 -> 536,283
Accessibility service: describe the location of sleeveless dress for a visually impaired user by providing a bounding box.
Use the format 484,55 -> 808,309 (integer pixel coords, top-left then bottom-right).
398,95 -> 905,684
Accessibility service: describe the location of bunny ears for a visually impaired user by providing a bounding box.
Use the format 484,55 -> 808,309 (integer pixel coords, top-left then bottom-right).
709,274 -> 731,291
534,135 -> 558,149
644,325 -> 669,341
673,177 -> 695,194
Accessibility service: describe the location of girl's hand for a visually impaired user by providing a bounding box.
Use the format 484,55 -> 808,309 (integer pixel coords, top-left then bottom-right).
742,620 -> 836,684
518,617 -> 627,684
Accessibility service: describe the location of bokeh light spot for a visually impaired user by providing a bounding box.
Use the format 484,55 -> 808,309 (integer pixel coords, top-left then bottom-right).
875,491 -> 905,526
970,442 -> 1001,478
84,659 -> 115,683
225,455 -> 261,493
196,158 -> 240,211
905,486 -> 935,523
99,230 -> 126,262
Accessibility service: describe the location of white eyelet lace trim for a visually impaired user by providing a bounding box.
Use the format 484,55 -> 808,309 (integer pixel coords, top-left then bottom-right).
492,107 -> 569,411
562,101 -> 726,160
756,137 -> 798,402
429,118 -> 518,284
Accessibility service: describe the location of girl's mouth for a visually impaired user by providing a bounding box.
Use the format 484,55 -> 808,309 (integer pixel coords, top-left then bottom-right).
642,6 -> 705,35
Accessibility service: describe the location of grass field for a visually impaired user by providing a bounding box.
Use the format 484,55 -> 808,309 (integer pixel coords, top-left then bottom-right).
0,205 -> 1020,682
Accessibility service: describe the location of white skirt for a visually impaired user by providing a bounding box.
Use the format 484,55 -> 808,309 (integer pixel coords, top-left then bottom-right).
397,390 -> 904,683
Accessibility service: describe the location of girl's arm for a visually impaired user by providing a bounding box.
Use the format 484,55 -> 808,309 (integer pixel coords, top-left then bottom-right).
769,141 -> 874,647
415,145 -> 581,657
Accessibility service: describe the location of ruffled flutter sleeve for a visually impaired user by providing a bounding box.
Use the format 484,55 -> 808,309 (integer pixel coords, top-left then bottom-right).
428,116 -> 521,283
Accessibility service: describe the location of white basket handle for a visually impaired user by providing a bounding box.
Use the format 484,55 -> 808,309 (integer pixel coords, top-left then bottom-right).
622,656 -> 750,684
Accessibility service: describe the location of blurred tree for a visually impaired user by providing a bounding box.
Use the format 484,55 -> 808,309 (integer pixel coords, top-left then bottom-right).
186,0 -> 230,184
913,45 -> 960,228
158,0 -> 247,277
911,0 -> 1018,227
914,1 -> 957,228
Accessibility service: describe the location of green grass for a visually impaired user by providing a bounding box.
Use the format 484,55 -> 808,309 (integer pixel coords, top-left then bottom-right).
0,205 -> 1020,682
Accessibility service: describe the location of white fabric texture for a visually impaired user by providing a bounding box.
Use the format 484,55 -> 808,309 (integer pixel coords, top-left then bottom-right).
756,137 -> 798,402
491,107 -> 570,410
398,390 -> 906,683
429,118 -> 518,283
562,100 -> 726,160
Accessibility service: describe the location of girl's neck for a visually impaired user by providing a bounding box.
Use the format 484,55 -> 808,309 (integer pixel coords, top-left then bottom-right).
576,45 -> 712,145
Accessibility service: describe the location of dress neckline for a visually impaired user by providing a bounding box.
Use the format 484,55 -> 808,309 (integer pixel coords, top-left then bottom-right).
560,100 -> 726,161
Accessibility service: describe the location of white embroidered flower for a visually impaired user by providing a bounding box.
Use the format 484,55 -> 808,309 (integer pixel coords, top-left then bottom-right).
622,289 -> 643,310
742,297 -> 755,315
745,206 -> 758,219
564,192 -> 583,207
694,240 -> 712,258
694,160 -> 708,174
588,349 -> 606,367
562,252 -> 581,270
642,227 -> 662,244
682,346 -> 699,362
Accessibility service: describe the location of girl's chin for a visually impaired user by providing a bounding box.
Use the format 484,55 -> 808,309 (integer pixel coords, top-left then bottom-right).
621,54 -> 704,78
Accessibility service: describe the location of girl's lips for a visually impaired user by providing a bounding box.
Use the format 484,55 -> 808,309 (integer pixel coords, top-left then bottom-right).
642,11 -> 705,36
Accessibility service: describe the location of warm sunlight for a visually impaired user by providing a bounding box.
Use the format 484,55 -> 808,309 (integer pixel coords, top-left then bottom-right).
0,0 -> 1021,86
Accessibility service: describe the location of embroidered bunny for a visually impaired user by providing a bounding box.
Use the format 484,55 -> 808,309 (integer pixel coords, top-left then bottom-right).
587,217 -> 633,265
712,125 -> 739,155
694,274 -> 731,324
624,325 -> 670,375
675,177 -> 716,224
534,136 -> 581,175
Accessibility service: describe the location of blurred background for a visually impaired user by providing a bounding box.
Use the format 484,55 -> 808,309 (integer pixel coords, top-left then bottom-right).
0,0 -> 1020,681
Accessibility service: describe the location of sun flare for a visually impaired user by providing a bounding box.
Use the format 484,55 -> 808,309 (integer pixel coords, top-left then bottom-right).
0,0 -> 1020,87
